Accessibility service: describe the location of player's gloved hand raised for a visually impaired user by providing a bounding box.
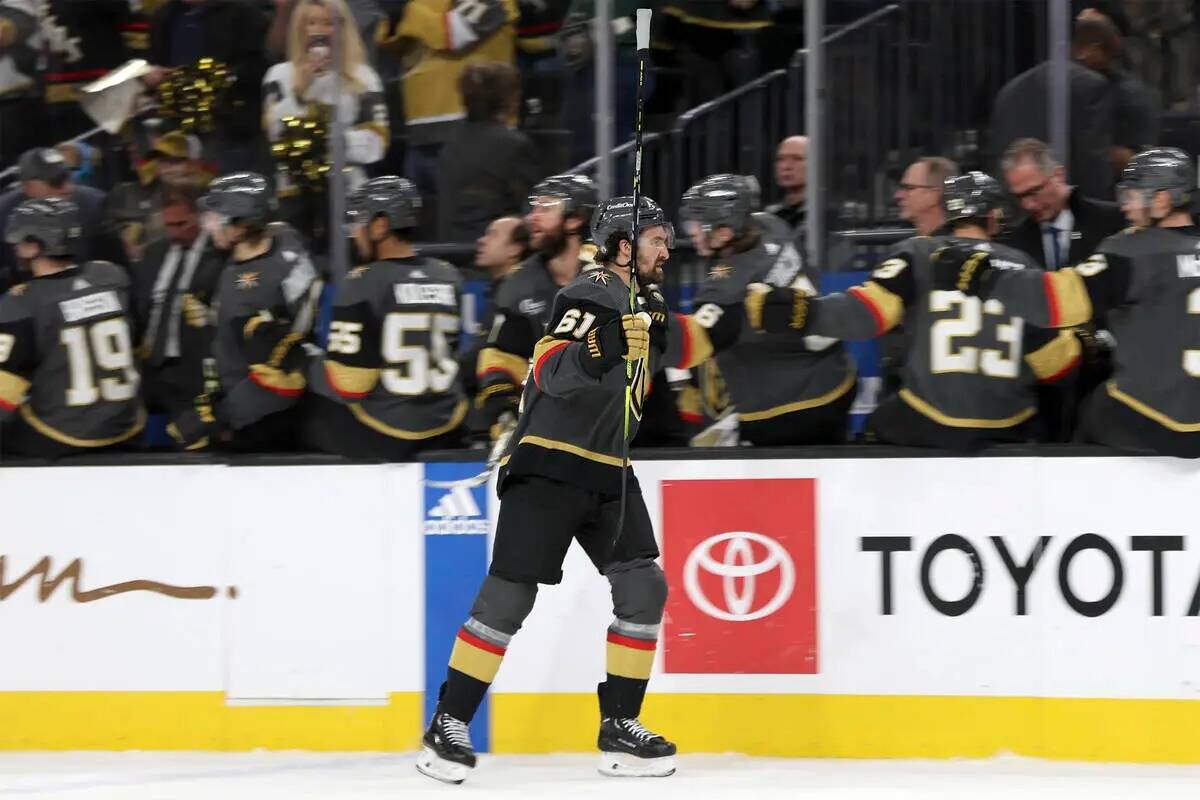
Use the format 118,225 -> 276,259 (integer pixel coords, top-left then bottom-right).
930,243 -> 997,296
167,392 -> 221,451
744,283 -> 809,334
579,313 -> 651,378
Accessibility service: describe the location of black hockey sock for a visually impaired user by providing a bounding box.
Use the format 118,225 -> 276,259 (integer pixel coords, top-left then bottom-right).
439,670 -> 490,723
598,675 -> 649,719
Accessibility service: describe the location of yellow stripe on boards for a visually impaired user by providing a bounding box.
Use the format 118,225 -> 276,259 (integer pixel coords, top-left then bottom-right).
492,693 -> 1200,763
0,692 -> 422,751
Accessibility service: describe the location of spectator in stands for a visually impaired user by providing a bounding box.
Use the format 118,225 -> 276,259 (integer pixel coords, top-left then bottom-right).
895,156 -> 958,237
999,138 -> 1124,272
267,0 -> 385,63
663,0 -> 772,107
435,63 -> 543,243
0,1 -> 146,166
765,136 -> 808,230
0,148 -> 125,295
145,0 -> 270,172
0,0 -> 41,168
108,131 -> 212,265
263,0 -> 389,251
1074,6 -> 1159,172
377,0 -> 518,202
133,181 -> 226,416
989,18 -> 1118,200
1114,0 -> 1194,110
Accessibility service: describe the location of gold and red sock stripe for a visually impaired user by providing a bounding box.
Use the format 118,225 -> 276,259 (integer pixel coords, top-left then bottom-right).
449,627 -> 508,684
605,631 -> 657,681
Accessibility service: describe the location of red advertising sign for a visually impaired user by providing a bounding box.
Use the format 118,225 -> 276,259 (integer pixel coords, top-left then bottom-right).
662,479 -> 817,674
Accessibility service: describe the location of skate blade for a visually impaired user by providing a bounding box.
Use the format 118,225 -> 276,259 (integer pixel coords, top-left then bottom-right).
416,746 -> 471,784
598,751 -> 676,778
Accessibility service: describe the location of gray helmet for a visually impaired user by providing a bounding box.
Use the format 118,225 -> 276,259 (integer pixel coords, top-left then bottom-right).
943,171 -> 1007,224
679,173 -> 761,234
5,196 -> 81,257
200,171 -> 274,224
529,174 -> 598,221
346,176 -> 422,231
591,195 -> 674,261
1119,147 -> 1194,210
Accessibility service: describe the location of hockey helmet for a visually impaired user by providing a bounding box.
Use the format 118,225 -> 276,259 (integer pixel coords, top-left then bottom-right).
200,171 -> 274,224
5,196 -> 81,258
943,171 -> 1007,225
1118,147 -> 1194,210
679,173 -> 761,235
346,176 -> 422,231
591,195 -> 674,261
528,174 -> 598,221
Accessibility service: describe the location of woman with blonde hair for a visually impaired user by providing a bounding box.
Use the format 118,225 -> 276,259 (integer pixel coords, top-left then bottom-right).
262,0 -> 389,240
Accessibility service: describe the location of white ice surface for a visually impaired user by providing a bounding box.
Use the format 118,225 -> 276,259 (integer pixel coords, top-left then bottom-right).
3,752 -> 1200,799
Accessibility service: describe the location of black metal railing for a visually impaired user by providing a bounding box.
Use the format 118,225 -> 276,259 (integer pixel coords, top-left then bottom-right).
569,0 -> 1053,227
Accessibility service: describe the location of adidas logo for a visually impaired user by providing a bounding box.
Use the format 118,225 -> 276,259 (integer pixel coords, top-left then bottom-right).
410,269 -> 426,278
73,278 -> 91,291
425,485 -> 488,535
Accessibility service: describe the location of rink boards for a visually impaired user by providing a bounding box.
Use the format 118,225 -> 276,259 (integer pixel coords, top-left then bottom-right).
4,455 -> 1200,761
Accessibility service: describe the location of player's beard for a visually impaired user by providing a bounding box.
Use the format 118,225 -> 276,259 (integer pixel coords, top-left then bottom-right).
535,225 -> 568,258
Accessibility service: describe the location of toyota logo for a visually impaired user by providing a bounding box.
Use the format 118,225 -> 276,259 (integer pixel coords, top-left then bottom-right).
683,531 -> 795,622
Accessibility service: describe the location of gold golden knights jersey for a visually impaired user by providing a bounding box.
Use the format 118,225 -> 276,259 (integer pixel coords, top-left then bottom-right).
0,261 -> 144,448
801,236 -> 1081,429
377,0 -> 518,144
318,256 -> 468,440
987,225 -> 1200,431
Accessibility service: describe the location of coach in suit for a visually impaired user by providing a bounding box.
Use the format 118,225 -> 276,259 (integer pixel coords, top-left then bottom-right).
988,19 -> 1119,200
998,138 -> 1125,271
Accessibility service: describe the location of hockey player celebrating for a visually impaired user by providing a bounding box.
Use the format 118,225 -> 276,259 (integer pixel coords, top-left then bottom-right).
0,197 -> 143,456
746,171 -> 1081,450
168,172 -> 321,451
679,174 -> 855,444
930,148 -> 1200,457
474,174 -> 598,439
418,196 -> 682,785
304,176 -> 467,457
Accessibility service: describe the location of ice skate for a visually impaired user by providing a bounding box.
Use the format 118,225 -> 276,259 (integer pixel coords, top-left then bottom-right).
415,711 -> 476,784
597,716 -> 677,777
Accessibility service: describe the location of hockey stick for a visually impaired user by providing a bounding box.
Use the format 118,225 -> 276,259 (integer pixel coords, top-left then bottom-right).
614,8 -> 653,549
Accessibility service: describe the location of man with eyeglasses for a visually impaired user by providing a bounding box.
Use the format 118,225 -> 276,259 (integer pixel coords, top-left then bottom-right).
895,156 -> 959,237
999,138 -> 1124,272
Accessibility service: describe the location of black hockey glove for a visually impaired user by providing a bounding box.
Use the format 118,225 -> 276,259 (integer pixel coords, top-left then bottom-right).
640,285 -> 670,353
579,314 -> 651,379
167,392 -> 222,451
241,309 -> 305,373
744,283 -> 809,334
930,243 -> 999,296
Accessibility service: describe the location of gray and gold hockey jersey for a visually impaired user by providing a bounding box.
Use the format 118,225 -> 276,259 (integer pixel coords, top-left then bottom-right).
0,261 -> 144,448
801,236 -> 1081,428
690,233 -> 855,422
476,252 -> 564,406
502,266 -> 700,494
319,256 -> 468,440
209,228 -> 321,431
986,225 -> 1200,431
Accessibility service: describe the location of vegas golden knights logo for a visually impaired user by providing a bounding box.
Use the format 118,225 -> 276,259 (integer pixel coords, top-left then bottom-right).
629,357 -> 649,421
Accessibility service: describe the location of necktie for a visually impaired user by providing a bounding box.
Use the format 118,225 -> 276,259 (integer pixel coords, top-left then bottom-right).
1044,225 -> 1062,270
